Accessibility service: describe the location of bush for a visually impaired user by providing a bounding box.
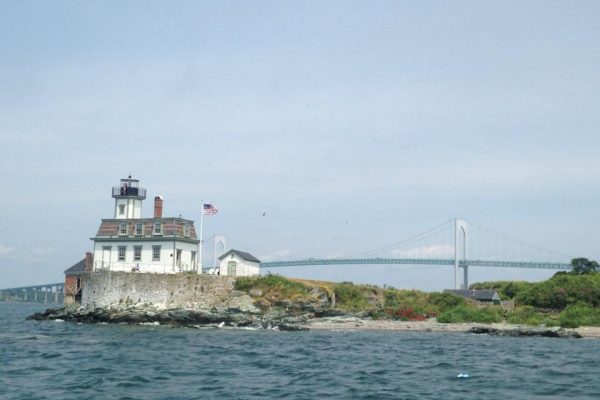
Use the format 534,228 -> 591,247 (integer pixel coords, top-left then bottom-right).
558,304 -> 600,328
437,305 -> 502,324
469,280 -> 531,299
428,292 -> 466,312
515,273 -> 600,309
506,306 -> 543,325
334,282 -> 370,311
234,274 -> 308,298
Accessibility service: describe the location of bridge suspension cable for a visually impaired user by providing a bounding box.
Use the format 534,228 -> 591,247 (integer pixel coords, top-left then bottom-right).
346,219 -> 455,258
468,223 -> 573,263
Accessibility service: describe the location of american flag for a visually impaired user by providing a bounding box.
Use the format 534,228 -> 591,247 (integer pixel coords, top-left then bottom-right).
203,203 -> 218,215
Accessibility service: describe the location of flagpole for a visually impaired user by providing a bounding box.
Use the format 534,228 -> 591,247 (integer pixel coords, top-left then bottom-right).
199,201 -> 204,274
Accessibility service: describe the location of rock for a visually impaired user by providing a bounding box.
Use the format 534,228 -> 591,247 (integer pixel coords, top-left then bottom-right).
314,308 -> 351,318
467,326 -> 582,339
226,294 -> 261,314
27,291 -> 324,332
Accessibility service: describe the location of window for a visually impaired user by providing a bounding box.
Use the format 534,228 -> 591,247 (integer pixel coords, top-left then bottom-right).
191,251 -> 196,266
119,223 -> 127,235
118,246 -> 126,261
153,222 -> 162,235
183,224 -> 190,237
118,204 -> 125,215
135,223 -> 143,236
133,246 -> 142,261
152,246 -> 161,261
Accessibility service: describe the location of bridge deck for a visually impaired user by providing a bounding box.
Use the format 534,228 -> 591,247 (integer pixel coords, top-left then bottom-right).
260,258 -> 571,270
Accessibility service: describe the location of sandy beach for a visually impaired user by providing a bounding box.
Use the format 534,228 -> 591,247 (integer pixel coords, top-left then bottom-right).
303,317 -> 600,338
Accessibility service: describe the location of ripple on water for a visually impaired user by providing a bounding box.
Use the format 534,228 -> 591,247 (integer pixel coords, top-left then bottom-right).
3,304 -> 600,400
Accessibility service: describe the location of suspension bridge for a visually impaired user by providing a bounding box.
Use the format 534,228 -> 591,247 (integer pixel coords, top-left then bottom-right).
0,218 -> 573,301
259,219 -> 573,290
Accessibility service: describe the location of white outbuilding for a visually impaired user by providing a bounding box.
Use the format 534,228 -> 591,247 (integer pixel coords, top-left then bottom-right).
218,250 -> 260,276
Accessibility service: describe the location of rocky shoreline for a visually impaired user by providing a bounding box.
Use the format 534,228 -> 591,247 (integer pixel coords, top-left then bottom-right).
27,303 -> 312,331
28,304 -> 594,338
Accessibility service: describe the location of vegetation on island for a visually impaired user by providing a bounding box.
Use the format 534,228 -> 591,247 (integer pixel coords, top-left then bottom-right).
234,275 -> 498,323
235,257 -> 600,328
470,257 -> 600,328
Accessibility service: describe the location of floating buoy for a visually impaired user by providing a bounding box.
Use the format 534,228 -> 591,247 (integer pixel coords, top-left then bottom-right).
457,373 -> 470,378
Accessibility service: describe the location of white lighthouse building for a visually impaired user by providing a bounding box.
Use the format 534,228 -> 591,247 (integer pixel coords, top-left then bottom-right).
91,177 -> 200,273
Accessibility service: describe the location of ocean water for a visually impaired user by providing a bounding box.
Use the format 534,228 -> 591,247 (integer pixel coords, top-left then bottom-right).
1,303 -> 600,400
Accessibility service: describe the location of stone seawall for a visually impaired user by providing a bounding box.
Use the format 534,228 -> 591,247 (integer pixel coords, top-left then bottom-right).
81,271 -> 235,308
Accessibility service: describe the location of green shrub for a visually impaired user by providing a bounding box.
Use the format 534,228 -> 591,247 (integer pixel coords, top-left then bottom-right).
233,276 -> 254,292
334,282 -> 370,311
437,305 -> 502,324
506,306 -> 543,325
515,273 -> 600,309
384,289 -> 429,310
469,280 -> 531,299
234,274 -> 307,297
558,304 -> 600,328
428,292 -> 466,312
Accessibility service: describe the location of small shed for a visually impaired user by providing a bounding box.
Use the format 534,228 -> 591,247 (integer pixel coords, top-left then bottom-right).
64,252 -> 93,304
444,289 -> 501,305
218,249 -> 260,277
64,259 -> 86,304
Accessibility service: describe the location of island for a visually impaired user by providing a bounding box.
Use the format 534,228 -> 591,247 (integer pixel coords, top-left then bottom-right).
28,260 -> 600,339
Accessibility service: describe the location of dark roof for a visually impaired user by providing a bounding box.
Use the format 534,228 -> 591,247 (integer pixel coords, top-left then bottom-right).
94,218 -> 198,241
218,249 -> 261,263
444,289 -> 501,301
64,258 -> 86,276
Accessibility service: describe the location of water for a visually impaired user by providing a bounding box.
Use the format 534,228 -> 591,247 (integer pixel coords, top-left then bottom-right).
2,303 -> 600,400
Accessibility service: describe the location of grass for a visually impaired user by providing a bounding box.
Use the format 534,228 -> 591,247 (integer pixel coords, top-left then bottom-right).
333,282 -> 371,312
437,305 -> 503,324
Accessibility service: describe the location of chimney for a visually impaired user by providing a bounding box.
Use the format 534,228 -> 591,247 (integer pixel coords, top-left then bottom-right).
154,196 -> 163,218
85,252 -> 94,272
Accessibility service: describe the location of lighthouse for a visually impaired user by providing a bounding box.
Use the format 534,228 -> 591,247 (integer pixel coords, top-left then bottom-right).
92,177 -> 200,274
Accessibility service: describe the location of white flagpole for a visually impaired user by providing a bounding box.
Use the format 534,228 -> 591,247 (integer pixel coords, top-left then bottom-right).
199,201 -> 204,274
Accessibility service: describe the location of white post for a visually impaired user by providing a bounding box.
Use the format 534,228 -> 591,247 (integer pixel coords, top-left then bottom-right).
198,201 -> 204,274
455,219 -> 460,290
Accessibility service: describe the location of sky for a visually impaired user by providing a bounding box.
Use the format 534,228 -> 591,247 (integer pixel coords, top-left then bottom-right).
1,1 -> 599,290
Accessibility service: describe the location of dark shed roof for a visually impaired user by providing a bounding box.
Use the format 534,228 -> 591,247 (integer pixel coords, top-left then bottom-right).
64,258 -> 86,276
218,249 -> 261,263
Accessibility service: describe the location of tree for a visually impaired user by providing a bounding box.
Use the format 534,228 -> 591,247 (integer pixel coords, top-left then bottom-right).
570,258 -> 599,275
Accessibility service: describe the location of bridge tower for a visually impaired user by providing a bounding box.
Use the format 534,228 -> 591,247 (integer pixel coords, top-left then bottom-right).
454,218 -> 468,290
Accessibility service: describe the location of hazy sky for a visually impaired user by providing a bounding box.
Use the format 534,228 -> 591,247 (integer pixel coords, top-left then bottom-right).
1,1 -> 599,290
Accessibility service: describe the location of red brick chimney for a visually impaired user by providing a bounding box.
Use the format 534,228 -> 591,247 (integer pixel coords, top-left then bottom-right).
154,196 -> 163,218
85,252 -> 94,272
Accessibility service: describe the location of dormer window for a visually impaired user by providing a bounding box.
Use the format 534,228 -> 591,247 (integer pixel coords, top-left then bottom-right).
118,204 -> 125,215
153,221 -> 163,235
135,223 -> 143,236
119,223 -> 127,235
183,224 -> 190,237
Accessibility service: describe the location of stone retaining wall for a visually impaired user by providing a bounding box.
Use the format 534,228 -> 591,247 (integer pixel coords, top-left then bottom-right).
81,271 -> 235,308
